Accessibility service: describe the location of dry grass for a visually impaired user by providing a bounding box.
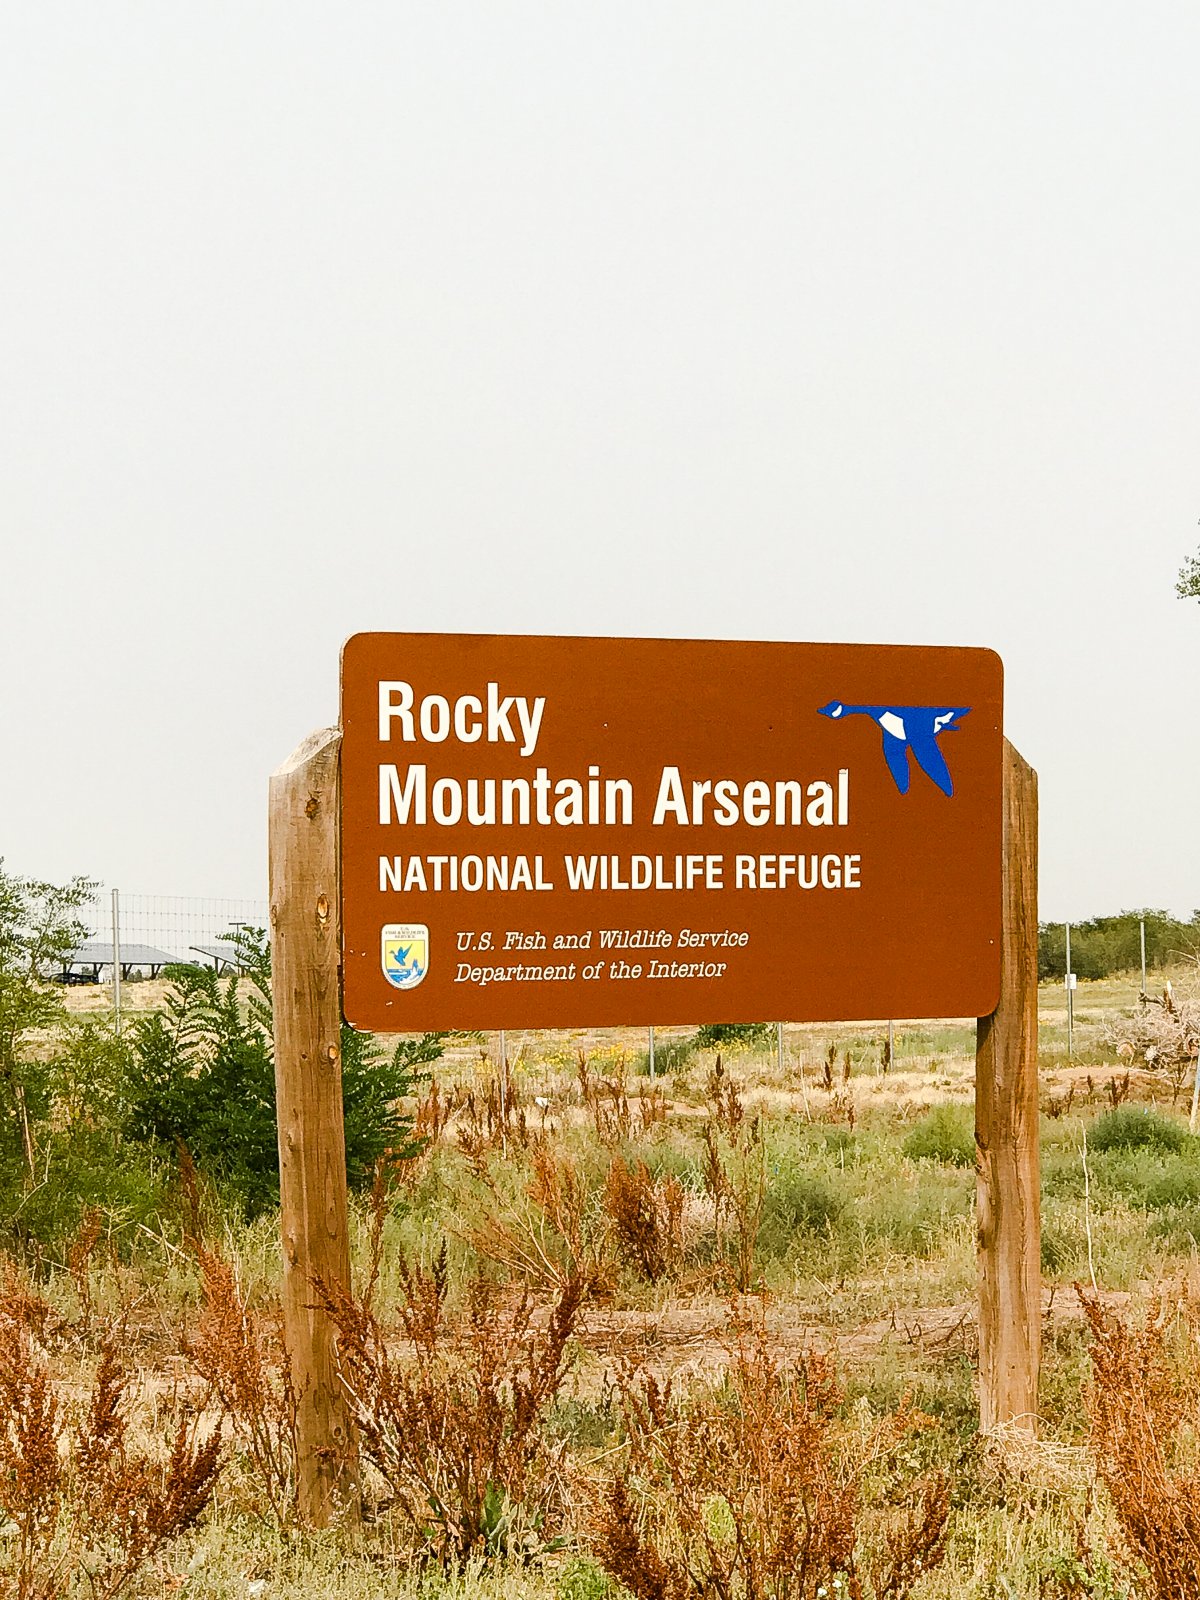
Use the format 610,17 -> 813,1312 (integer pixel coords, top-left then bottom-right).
467,1142 -> 613,1297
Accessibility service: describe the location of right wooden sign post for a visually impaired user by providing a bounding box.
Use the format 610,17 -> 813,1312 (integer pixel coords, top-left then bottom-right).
976,740 -> 1041,1433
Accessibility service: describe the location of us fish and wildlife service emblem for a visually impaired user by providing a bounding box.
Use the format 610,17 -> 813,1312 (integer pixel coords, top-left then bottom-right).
381,924 -> 428,991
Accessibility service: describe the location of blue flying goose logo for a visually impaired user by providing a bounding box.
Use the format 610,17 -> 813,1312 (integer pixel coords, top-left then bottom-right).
818,701 -> 970,796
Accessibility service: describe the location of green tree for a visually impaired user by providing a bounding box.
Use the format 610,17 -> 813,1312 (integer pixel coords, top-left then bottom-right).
0,863 -> 96,1181
1037,909 -> 1200,982
1177,546 -> 1200,600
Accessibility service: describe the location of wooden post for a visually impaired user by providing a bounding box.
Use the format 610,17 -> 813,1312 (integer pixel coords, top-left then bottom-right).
976,740 -> 1040,1434
269,727 -> 358,1524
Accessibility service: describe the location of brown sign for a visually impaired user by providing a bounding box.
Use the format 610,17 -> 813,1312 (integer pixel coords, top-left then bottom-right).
339,633 -> 1003,1031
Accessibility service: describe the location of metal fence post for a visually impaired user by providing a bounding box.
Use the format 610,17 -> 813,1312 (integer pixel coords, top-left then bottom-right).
111,888 -> 122,1036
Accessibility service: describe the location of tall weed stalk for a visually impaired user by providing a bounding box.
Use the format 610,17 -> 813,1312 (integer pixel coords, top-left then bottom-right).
185,1243 -> 299,1525
701,1060 -> 765,1292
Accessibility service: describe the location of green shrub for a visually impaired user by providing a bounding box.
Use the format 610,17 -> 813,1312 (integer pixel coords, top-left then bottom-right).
854,1177 -> 972,1257
1038,907 -> 1200,980
633,1035 -> 696,1077
822,1127 -> 857,1157
1086,1146 -> 1200,1212
0,870 -> 178,1250
1040,1147 -> 1087,1199
547,1396 -> 621,1451
1088,1106 -> 1187,1155
1040,1215 -> 1084,1275
0,863 -> 95,1189
1141,1163 -> 1200,1210
123,930 -> 436,1216
902,1104 -> 976,1168
758,1165 -> 845,1258
1149,1205 -> 1200,1251
0,1127 -> 169,1251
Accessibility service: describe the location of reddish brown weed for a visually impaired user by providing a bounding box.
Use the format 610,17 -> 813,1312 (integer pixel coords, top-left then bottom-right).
458,1058 -> 528,1160
700,1077 -> 765,1295
704,1055 -> 744,1135
413,1075 -> 464,1145
468,1141 -> 612,1296
594,1309 -> 948,1600
1079,1285 -> 1200,1597
637,1083 -> 669,1134
602,1155 -> 684,1284
185,1243 -> 297,1525
577,1051 -> 633,1145
0,1288 -> 221,1600
66,1207 -> 103,1332
320,1250 -> 585,1564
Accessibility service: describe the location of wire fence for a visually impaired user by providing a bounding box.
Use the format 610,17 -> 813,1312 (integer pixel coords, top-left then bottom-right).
61,900 -> 1180,1079
75,888 -> 269,976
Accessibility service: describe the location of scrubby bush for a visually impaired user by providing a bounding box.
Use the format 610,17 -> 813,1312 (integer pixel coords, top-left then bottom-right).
1087,1147 -> 1200,1213
1040,1213 -> 1085,1275
758,1164 -> 845,1259
0,864 -> 96,1185
320,1243 -> 586,1563
1080,1286 -> 1200,1598
1142,1164 -> 1200,1210
630,1022 -> 776,1077
901,1104 -> 975,1168
603,1154 -> 684,1283
0,869 -> 173,1250
0,1274 -> 223,1598
1088,1107 -> 1187,1156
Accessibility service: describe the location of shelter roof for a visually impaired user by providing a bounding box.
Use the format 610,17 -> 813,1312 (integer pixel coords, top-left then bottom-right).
190,943 -> 242,968
66,943 -> 181,968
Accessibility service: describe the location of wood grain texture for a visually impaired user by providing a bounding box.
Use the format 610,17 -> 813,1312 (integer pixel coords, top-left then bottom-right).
976,739 -> 1041,1434
269,727 -> 358,1524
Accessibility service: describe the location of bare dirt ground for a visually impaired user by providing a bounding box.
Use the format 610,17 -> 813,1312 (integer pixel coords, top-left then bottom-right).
572,1283 -> 1120,1383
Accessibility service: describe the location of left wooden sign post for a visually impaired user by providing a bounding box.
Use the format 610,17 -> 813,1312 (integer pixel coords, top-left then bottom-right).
268,727 -> 358,1525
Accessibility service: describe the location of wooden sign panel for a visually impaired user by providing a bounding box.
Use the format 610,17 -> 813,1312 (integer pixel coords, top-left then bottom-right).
340,633 -> 1003,1031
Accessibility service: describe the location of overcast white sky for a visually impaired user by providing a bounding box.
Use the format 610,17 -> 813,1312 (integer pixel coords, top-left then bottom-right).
3,3 -> 1198,922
